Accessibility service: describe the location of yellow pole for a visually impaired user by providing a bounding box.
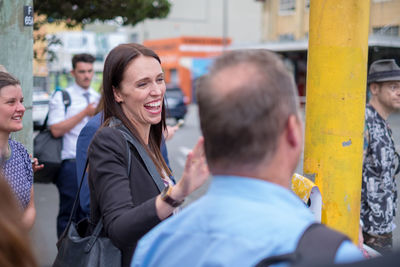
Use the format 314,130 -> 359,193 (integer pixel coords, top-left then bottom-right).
303,0 -> 370,242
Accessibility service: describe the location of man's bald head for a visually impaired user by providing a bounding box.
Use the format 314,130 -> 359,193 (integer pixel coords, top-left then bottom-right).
196,49 -> 299,172
210,62 -> 262,95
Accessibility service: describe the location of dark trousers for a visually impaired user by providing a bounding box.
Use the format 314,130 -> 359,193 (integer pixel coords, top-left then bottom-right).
55,159 -> 85,238
363,231 -> 393,255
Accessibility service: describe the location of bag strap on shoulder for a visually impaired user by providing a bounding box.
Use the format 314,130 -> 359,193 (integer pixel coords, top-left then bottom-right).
294,223 -> 349,266
255,223 -> 349,267
41,89 -> 71,132
115,123 -> 165,192
61,89 -> 71,113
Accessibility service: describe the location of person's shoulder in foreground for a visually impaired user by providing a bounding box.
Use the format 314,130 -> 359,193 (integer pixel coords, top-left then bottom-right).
131,49 -> 363,267
131,175 -> 363,267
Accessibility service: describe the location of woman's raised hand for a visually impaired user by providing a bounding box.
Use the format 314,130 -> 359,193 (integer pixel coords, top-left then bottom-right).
175,137 -> 210,198
156,137 -> 210,220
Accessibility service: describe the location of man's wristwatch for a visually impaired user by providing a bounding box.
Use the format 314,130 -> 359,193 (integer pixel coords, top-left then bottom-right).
160,185 -> 184,207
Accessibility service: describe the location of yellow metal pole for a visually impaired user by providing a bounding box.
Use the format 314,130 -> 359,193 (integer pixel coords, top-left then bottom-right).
304,0 -> 370,242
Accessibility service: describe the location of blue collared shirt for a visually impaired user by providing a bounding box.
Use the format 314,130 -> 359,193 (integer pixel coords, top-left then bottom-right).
132,176 -> 363,267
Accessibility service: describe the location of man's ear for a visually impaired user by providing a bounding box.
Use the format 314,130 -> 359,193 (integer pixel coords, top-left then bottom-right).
286,114 -> 302,148
369,83 -> 380,96
113,86 -> 123,103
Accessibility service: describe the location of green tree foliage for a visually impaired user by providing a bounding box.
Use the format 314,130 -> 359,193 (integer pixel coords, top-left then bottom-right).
33,0 -> 171,60
34,0 -> 171,27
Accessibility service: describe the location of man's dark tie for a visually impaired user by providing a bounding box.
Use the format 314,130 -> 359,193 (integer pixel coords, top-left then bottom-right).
83,92 -> 90,104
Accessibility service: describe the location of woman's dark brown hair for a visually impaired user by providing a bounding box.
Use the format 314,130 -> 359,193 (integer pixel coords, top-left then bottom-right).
0,170 -> 37,267
102,43 -> 171,177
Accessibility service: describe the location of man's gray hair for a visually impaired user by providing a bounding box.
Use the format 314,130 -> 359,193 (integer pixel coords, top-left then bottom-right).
196,49 -> 299,171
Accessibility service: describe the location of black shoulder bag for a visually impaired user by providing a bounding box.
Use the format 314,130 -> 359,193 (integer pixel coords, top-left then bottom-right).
33,90 -> 70,183
52,158 -> 122,267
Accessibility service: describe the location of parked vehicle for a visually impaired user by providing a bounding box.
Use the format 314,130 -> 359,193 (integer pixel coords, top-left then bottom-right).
32,88 -> 50,130
165,86 -> 188,121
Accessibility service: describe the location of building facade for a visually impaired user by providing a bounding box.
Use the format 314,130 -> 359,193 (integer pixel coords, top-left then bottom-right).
127,0 -> 263,45
251,0 -> 400,100
261,0 -> 400,42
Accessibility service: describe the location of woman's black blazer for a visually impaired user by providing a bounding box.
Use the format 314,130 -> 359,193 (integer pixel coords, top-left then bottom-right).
88,125 -> 162,266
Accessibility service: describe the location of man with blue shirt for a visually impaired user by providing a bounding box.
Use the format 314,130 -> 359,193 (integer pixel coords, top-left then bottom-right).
131,49 -> 363,267
48,53 -> 99,237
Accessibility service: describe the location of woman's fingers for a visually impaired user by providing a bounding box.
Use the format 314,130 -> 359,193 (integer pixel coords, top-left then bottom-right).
184,151 -> 194,170
31,157 -> 44,173
192,137 -> 205,158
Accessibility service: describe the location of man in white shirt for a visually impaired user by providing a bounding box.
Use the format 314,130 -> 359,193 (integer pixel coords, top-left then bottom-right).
47,53 -> 99,237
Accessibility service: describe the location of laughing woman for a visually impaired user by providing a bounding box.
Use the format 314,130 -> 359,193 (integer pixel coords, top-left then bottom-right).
0,71 -> 42,230
87,43 -> 209,266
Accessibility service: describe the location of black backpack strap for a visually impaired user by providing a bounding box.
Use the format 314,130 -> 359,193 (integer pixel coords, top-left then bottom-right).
293,223 -> 350,266
61,89 -> 71,113
40,89 -> 71,132
255,252 -> 299,267
255,223 -> 350,267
